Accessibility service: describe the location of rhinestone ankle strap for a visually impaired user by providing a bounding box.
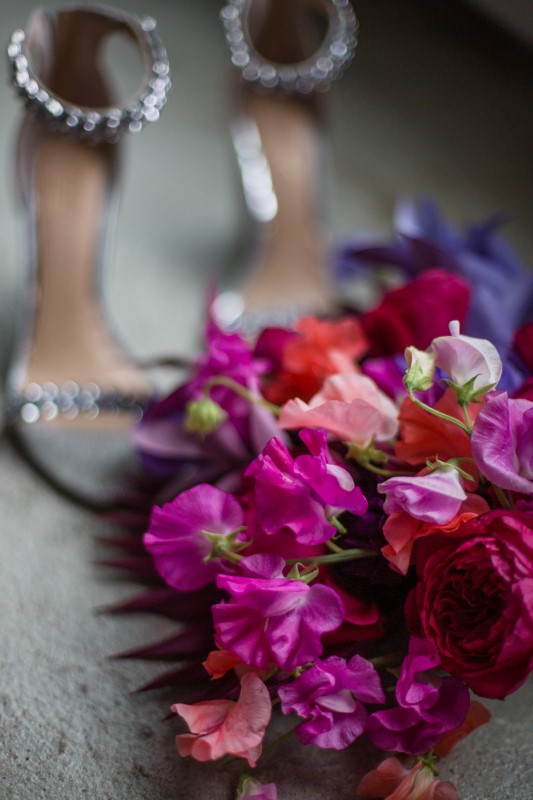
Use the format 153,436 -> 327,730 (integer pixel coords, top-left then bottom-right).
7,5 -> 170,144
221,0 -> 358,93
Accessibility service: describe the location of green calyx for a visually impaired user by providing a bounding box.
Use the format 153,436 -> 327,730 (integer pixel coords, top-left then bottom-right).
425,457 -> 474,482
200,528 -> 248,563
287,562 -> 320,583
445,375 -> 496,405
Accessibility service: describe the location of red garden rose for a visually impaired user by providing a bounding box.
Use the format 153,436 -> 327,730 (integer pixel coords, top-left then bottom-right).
405,510 -> 533,700
360,269 -> 470,357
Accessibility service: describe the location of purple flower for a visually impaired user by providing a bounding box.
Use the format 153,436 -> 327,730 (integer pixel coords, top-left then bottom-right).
133,317 -> 278,477
471,392 -> 533,495
334,199 -> 533,349
213,557 -> 344,671
278,655 -> 384,750
236,777 -> 278,800
144,484 -> 244,591
378,468 -> 466,525
245,430 -> 368,546
366,638 -> 470,755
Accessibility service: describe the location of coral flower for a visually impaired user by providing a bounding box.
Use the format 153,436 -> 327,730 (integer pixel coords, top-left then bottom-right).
173,673 -> 271,767
357,757 -> 458,800
395,388 -> 481,468
279,373 -> 399,447
264,315 -> 368,404
381,492 -> 490,574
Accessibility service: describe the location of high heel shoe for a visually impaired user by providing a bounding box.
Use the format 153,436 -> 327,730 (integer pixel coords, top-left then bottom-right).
4,4 -> 170,508
212,0 -> 358,332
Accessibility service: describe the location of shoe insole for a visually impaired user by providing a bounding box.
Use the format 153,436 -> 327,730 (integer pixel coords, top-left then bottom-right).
240,92 -> 333,314
27,135 -> 149,400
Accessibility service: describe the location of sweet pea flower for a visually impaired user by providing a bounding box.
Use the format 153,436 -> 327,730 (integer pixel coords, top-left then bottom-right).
144,484 -> 245,591
471,392 -> 533,494
236,776 -> 278,800
378,468 -> 467,525
429,320 -> 502,394
262,315 -> 368,405
278,655 -> 384,749
213,556 -> 344,671
173,672 -> 271,766
357,757 -> 458,800
245,430 -> 367,546
404,347 -> 437,393
366,638 -> 469,755
279,373 -> 399,448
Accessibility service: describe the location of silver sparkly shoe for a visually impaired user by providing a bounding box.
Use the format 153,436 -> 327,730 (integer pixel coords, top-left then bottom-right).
212,0 -> 358,333
4,4 -> 170,508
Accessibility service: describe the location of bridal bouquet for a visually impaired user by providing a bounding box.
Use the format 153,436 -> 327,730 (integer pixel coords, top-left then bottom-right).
107,202 -> 533,800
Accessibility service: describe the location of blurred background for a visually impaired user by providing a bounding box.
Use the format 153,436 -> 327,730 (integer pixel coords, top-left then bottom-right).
0,0 -> 531,375
0,2 -> 531,799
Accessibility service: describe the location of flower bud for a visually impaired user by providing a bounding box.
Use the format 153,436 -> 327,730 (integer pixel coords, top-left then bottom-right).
184,397 -> 226,436
404,346 -> 436,392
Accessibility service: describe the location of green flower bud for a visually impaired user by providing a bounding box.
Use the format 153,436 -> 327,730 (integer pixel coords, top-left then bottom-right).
184,397 -> 227,436
404,346 -> 436,392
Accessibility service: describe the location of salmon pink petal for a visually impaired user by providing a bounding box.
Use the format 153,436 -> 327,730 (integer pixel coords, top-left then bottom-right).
357,757 -> 411,798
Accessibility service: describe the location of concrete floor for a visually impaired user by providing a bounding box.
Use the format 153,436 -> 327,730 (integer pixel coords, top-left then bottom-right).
0,1 -> 532,798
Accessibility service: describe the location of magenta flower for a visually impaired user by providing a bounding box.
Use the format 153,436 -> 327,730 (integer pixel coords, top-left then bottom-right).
278,655 -> 384,749
144,484 -> 244,591
245,429 -> 367,546
213,557 -> 344,671
471,392 -> 533,494
236,777 -> 278,800
366,638 -> 470,755
378,468 -> 467,525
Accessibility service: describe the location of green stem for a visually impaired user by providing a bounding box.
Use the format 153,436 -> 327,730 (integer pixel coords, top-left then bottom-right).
326,539 -> 345,555
261,723 -> 301,757
408,389 -> 470,435
460,402 -> 474,434
286,548 -> 376,566
492,484 -> 513,510
204,376 -> 280,416
358,462 -> 405,477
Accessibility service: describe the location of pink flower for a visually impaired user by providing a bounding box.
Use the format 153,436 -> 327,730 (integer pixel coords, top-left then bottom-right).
244,430 -> 367,545
381,493 -> 490,574
357,757 -> 458,800
213,556 -> 344,671
236,777 -> 278,800
429,320 -> 502,392
144,484 -> 244,591
279,373 -> 399,448
378,468 -> 466,525
173,673 -> 271,767
406,510 -> 533,699
471,391 -> 533,494
278,655 -> 384,749
366,638 -> 469,755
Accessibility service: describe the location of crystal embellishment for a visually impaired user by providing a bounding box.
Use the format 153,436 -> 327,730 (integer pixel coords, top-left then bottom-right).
221,0 -> 358,93
7,13 -> 170,144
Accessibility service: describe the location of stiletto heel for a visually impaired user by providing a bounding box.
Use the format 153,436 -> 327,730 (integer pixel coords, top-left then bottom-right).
213,0 -> 357,332
5,4 -> 170,507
